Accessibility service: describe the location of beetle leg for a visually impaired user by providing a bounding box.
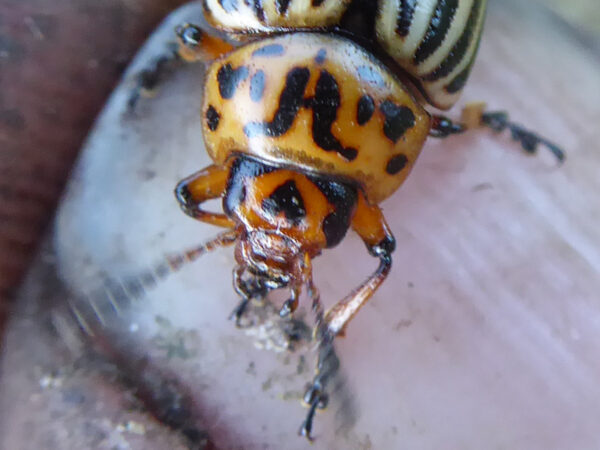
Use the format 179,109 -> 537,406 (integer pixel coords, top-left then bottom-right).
429,102 -> 565,162
324,192 -> 395,337
300,195 -> 394,436
279,257 -> 305,318
279,283 -> 301,318
230,264 -> 297,325
127,41 -> 182,111
299,333 -> 337,441
128,23 -> 233,110
231,265 -> 270,325
173,23 -> 234,63
299,254 -> 340,441
174,164 -> 236,229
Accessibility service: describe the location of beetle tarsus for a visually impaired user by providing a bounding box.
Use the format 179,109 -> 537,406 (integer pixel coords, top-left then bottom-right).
430,109 -> 565,163
229,298 -> 250,326
279,292 -> 299,318
299,326 -> 339,440
481,111 -> 566,163
299,388 -> 324,441
231,269 -> 273,326
127,42 -> 182,112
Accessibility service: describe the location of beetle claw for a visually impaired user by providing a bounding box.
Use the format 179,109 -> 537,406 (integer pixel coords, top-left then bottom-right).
229,298 -> 250,327
299,384 -> 328,441
279,297 -> 298,318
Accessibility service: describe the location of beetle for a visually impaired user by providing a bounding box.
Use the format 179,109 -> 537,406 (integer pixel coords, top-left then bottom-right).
126,0 -> 564,439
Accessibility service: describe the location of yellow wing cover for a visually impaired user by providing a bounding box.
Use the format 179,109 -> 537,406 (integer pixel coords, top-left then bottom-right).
202,33 -> 431,203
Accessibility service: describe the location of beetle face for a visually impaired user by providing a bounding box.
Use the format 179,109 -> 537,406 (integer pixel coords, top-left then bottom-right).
235,229 -> 300,285
222,155 -> 359,284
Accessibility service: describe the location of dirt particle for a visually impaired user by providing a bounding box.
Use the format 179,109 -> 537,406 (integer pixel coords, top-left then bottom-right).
261,377 -> 273,391
472,182 -> 493,192
394,319 -> 413,331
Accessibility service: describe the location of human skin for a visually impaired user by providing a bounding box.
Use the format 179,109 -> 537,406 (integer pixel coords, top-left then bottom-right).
1,1 -> 600,448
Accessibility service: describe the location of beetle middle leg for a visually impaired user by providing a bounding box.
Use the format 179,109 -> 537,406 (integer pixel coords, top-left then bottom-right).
429,102 -> 565,162
128,23 -> 233,110
300,196 -> 395,439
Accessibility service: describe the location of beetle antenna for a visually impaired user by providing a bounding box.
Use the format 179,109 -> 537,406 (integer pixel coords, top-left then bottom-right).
67,229 -> 238,334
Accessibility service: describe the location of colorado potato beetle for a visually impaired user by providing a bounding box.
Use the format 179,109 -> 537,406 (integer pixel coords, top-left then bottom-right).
126,0 -> 564,439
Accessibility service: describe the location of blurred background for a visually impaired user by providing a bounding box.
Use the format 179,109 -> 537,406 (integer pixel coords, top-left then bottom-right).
0,0 -> 188,325
1,0 -> 598,333
538,0 -> 600,35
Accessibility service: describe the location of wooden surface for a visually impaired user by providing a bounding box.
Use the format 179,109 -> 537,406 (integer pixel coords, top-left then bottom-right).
0,0 -> 186,314
1,1 -> 600,448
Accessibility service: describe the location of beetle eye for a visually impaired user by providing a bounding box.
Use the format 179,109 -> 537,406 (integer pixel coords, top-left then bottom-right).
176,24 -> 202,46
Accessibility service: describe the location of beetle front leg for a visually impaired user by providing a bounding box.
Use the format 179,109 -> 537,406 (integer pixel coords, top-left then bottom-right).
430,102 -> 565,162
128,23 -> 233,110
174,164 -> 236,229
325,192 -> 395,337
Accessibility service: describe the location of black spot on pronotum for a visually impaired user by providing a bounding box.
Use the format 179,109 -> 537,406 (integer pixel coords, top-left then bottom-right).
262,180 -> 306,224
315,49 -> 327,65
224,156 -> 277,215
206,105 -> 220,131
218,0 -> 239,13
217,64 -> 249,99
244,67 -> 310,138
224,182 -> 246,216
379,100 -> 415,142
311,70 -> 358,161
250,70 -> 266,102
252,44 -> 285,57
312,0 -> 326,6
357,95 -> 375,125
322,213 -> 346,248
310,177 -> 358,248
357,65 -> 385,87
386,154 -> 409,175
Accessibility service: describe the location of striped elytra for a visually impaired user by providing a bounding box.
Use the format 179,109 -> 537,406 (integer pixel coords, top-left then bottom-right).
376,0 -> 488,110
204,0 -> 488,110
